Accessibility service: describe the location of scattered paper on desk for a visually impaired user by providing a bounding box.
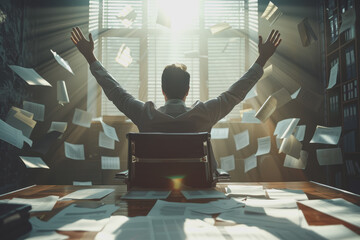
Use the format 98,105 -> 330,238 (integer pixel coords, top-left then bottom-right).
245,198 -> 298,209
60,188 -> 114,200
116,5 -> 137,28
31,131 -> 62,155
266,189 -> 308,201
327,63 -> 338,89
7,195 -> 59,212
261,1 -> 283,26
101,156 -> 120,170
244,154 -> 257,173
50,49 -> 74,75
48,121 -> 67,133
291,88 -> 301,99
299,198 -> 360,228
310,125 -> 341,145
6,106 -> 36,138
189,200 -> 244,215
64,142 -> 85,160
72,108 -> 92,128
211,128 -> 229,139
293,125 -> 306,141
99,131 -> 115,149
298,18 -> 318,47
210,199 -> 245,210
244,85 -> 257,100
115,44 -> 133,68
304,224 -> 360,240
283,150 -> 308,169
220,155 -> 235,171
210,22 -> 231,35
255,136 -> 271,156
339,8 -> 356,34
279,135 -> 302,159
241,110 -> 261,124
0,119 -> 32,149
57,81 -> 70,105
19,156 -> 49,169
234,130 -> 249,151
225,185 -> 266,197
316,148 -> 343,165
73,181 -> 92,186
121,190 -> 171,200
272,88 -> 292,109
23,101 -> 45,122
101,120 -> 119,141
8,65 -> 52,87
181,190 -> 226,200
255,96 -> 277,122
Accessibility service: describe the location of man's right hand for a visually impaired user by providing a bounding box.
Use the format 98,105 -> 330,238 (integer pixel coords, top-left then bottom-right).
71,27 -> 97,64
256,30 -> 281,67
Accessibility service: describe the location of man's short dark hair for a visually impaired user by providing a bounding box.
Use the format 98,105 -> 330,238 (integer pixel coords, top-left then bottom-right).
161,63 -> 190,100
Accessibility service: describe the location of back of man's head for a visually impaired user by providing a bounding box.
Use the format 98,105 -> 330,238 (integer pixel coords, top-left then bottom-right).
161,63 -> 190,100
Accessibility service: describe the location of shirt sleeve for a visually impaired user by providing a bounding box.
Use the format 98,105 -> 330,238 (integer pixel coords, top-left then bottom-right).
204,63 -> 264,124
89,61 -> 145,124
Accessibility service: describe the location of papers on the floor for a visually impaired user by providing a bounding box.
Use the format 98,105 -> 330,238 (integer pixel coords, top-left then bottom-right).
99,131 -> 115,149
115,44 -> 133,67
6,106 -> 36,138
298,18 -> 318,47
225,185 -> 266,197
0,119 -> 32,149
101,156 -> 120,170
244,154 -> 257,173
300,198 -> 360,228
304,224 -> 360,240
31,131 -> 62,154
316,148 -> 343,165
279,135 -> 302,159
210,22 -> 231,35
327,63 -> 338,89
48,121 -> 67,133
220,155 -> 235,171
274,118 -> 300,139
234,130 -> 249,151
8,65 -> 52,87
244,85 -> 257,100
60,188 -> 114,200
6,195 -> 59,212
116,5 -> 137,28
244,198 -> 298,209
121,190 -> 171,200
283,150 -> 308,169
57,81 -> 70,105
310,125 -> 342,145
255,136 -> 271,156
266,189 -> 308,201
50,49 -> 74,75
23,101 -> 45,122
255,96 -> 277,122
73,181 -> 92,186
64,142 -> 85,160
261,1 -> 283,26
339,8 -> 356,34
100,120 -> 119,141
72,108 -> 92,128
293,125 -> 306,141
19,156 -> 49,169
181,190 -> 226,200
211,128 -> 229,139
241,110 -> 261,124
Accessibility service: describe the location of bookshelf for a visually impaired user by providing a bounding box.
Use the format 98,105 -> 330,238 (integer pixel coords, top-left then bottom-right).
324,0 -> 360,193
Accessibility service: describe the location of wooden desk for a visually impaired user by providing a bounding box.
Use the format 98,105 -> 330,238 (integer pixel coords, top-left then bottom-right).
1,181 -> 359,239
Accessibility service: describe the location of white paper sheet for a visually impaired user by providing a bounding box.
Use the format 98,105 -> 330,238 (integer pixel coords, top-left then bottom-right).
99,131 -> 115,149
291,88 -> 301,99
220,155 -> 235,171
0,119 -> 32,149
64,142 -> 85,160
101,156 -> 120,170
234,130 -> 249,151
60,188 -> 114,200
255,136 -> 271,156
304,224 -> 360,240
283,150 -> 308,169
57,81 -> 70,105
189,200 -> 244,215
72,108 -> 92,128
8,65 -> 52,87
244,154 -> 257,173
316,148 -> 343,165
241,110 -> 261,124
310,125 -> 342,145
255,96 -> 277,122
211,128 -> 229,139
100,120 -> 119,141
261,1 -> 283,25
266,189 -> 308,201
293,125 -> 306,141
50,49 -> 74,75
274,118 -> 300,139
7,195 -> 59,212
73,181 -> 92,186
23,101 -> 45,122
225,185 -> 266,197
327,63 -> 338,89
48,121 -> 67,133
339,8 -> 356,34
19,156 -> 49,169
244,198 -> 298,209
210,22 -> 231,34
272,88 -> 292,109
121,190 -> 171,200
6,107 -> 36,138
115,44 -> 133,67
116,5 -> 137,28
181,190 -> 226,200
279,135 -> 302,159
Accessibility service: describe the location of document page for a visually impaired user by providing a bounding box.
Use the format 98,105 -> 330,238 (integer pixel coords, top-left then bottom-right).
8,65 -> 52,86
233,130 -> 249,151
241,110 -> 261,124
64,142 -> 85,160
7,195 -> 59,212
50,49 -> 74,75
19,156 -> 49,169
72,108 -> 92,128
244,154 -> 257,173
211,128 -> 229,139
121,190 -> 171,200
57,81 -> 70,105
100,120 -> 119,141
181,190 -> 226,200
99,131 -> 115,149
23,101 -> 45,122
101,156 -> 120,170
255,136 -> 271,156
60,188 -> 114,200
266,189 -> 308,201
283,150 -> 308,169
310,125 -> 342,145
220,155 -> 235,171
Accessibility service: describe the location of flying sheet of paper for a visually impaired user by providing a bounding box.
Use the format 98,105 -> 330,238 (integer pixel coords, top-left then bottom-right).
6,107 -> 36,138
310,125 -> 342,145
316,148 -> 343,165
255,96 -> 277,122
6,195 -> 59,212
181,190 -> 226,200
261,1 -> 283,25
60,188 -> 114,200
274,118 -> 300,139
100,120 -> 119,142
50,49 -> 74,75
99,131 -> 115,149
299,198 -> 360,228
275,137 -> 282,149
48,121 -> 67,133
272,88 -> 292,109
339,8 -> 356,34
211,128 -> 229,139
293,125 -> 306,141
220,155 -> 235,171
116,5 -> 137,28
241,110 -> 261,124
244,85 -> 257,100
23,101 -> 45,122
8,65 -> 52,87
244,154 -> 257,173
244,198 -> 298,209
57,81 -> 70,105
72,108 -> 92,128
0,119 -> 32,149
121,190 -> 171,200
234,130 -> 249,151
31,131 -> 62,155
225,185 -> 266,197
210,22 -> 231,35
291,88 -> 301,99
279,135 -> 302,159
19,156 -> 49,169
255,136 -> 271,156
73,181 -> 92,186
327,63 -> 338,89
156,8 -> 171,28
101,156 -> 120,170
283,150 -> 308,169
64,142 -> 85,160
298,18 -> 318,47
115,44 -> 133,67
266,189 -> 308,201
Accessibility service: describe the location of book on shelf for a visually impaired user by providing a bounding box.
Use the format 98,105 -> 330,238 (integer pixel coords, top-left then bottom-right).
343,130 -> 356,153
343,103 -> 358,131
343,80 -> 358,101
329,93 -> 340,123
345,44 -> 356,81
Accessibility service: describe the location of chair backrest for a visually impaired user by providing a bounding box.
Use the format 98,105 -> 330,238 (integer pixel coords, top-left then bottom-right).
126,132 -> 216,190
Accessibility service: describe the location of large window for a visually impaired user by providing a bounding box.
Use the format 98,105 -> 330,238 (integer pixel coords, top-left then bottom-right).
88,0 -> 258,119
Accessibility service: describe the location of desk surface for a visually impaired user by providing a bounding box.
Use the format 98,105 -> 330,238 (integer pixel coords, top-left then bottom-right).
1,181 -> 359,239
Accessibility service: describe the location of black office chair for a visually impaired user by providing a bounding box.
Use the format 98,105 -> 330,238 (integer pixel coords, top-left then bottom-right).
125,132 -> 217,190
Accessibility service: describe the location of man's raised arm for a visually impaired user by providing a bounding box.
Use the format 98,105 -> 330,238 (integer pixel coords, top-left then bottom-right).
71,27 -> 97,64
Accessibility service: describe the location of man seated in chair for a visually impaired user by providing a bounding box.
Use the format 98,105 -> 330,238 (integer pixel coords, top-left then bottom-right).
70,27 -> 281,172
